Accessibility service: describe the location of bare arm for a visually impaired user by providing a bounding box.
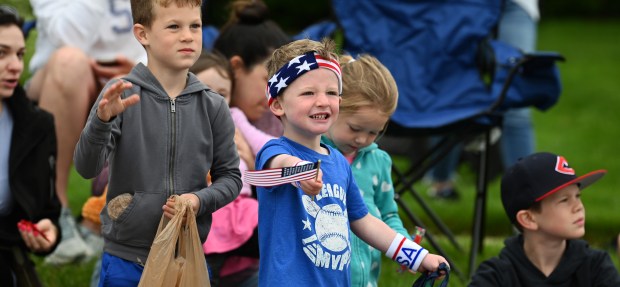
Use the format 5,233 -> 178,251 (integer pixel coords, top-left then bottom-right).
350,213 -> 396,252
235,128 -> 255,170
230,107 -> 275,156
351,214 -> 449,273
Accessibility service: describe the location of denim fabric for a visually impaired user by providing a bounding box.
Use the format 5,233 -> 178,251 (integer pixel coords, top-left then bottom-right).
98,252 -> 143,287
428,136 -> 463,182
498,0 -> 538,168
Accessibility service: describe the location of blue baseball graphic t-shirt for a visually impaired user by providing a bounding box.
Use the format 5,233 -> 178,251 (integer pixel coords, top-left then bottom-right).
256,137 -> 369,286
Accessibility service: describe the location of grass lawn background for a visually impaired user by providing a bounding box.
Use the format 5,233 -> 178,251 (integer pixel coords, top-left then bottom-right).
7,1 -> 619,285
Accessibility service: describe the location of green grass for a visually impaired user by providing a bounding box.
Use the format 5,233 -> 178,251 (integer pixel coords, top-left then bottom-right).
534,20 -> 620,242
4,0 -> 33,19
34,256 -> 98,287
12,11 -> 617,286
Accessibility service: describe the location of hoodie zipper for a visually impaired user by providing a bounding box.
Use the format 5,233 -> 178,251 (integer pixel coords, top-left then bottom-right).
168,98 -> 177,197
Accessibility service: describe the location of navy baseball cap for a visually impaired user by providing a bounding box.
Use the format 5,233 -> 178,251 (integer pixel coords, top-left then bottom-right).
501,152 -> 606,225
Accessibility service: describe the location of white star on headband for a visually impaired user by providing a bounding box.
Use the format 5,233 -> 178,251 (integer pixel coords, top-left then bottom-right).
268,73 -> 279,85
288,55 -> 304,68
266,51 -> 342,105
296,61 -> 314,74
275,76 -> 289,93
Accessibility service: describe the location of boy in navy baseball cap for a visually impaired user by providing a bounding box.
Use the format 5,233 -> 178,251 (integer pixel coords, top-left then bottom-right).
469,152 -> 620,286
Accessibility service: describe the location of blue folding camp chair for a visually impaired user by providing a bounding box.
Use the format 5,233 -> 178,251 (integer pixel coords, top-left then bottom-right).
297,0 -> 564,279
23,19 -> 36,39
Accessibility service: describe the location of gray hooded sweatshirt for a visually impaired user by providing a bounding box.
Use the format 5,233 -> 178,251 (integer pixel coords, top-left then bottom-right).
74,63 -> 241,264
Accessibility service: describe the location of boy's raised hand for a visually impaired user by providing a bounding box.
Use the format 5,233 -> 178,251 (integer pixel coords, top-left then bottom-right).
96,80 -> 140,122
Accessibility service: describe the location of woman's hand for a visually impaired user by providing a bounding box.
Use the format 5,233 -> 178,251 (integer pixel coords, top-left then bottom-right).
19,219 -> 58,253
91,55 -> 135,80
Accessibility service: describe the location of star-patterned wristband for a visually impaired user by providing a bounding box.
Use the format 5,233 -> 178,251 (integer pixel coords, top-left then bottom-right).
386,233 -> 429,272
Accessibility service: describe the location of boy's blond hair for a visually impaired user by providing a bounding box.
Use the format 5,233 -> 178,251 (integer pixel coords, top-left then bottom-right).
338,55 -> 398,117
267,38 -> 339,80
131,0 -> 202,27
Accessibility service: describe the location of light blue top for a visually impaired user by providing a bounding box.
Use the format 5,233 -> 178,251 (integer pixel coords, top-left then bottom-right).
0,105 -> 14,216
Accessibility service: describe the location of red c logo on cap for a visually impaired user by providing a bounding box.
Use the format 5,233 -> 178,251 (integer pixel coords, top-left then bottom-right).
555,156 -> 575,175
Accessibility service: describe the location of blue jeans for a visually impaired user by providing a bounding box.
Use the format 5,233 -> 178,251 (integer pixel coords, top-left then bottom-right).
98,252 -> 143,287
428,137 -> 463,182
429,1 -> 538,181
498,0 -> 537,168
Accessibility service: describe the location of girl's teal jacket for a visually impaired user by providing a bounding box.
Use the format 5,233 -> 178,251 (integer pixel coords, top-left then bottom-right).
322,136 -> 411,287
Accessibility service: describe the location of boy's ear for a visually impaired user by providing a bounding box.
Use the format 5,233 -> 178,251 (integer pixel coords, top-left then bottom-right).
270,98 -> 285,117
133,24 -> 148,46
230,56 -> 245,72
516,210 -> 538,231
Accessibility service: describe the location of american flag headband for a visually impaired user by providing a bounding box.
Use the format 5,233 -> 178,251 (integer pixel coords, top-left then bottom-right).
266,51 -> 342,106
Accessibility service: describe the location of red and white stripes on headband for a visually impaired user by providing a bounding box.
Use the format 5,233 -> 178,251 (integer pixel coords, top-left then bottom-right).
266,51 -> 342,106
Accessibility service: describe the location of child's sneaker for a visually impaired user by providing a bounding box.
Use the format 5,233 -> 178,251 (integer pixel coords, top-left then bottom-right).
424,177 -> 460,201
428,186 -> 460,200
79,224 -> 104,257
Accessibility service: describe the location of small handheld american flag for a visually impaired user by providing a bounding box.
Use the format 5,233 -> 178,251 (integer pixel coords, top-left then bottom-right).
243,161 -> 320,187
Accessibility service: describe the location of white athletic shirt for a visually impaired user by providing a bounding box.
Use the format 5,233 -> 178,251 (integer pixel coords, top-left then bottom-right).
29,0 -> 147,73
512,0 -> 540,21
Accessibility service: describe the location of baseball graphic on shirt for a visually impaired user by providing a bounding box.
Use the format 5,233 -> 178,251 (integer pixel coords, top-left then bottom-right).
303,196 -> 349,252
315,204 -> 348,252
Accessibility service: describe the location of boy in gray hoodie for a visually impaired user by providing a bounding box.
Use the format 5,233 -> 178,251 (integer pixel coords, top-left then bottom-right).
74,0 -> 241,285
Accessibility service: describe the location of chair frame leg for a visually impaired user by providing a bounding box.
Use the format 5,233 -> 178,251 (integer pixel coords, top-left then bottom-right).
390,125 -> 493,282
468,129 -> 490,277
395,192 -> 465,280
393,167 -> 462,252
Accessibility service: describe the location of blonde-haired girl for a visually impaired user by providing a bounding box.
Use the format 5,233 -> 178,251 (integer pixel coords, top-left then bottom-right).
322,54 -> 411,287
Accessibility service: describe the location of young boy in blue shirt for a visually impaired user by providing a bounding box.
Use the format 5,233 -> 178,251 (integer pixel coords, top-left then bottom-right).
254,38 -> 448,286
74,0 -> 241,285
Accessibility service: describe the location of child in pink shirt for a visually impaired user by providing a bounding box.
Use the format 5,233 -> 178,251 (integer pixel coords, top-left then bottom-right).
192,51 -> 273,286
